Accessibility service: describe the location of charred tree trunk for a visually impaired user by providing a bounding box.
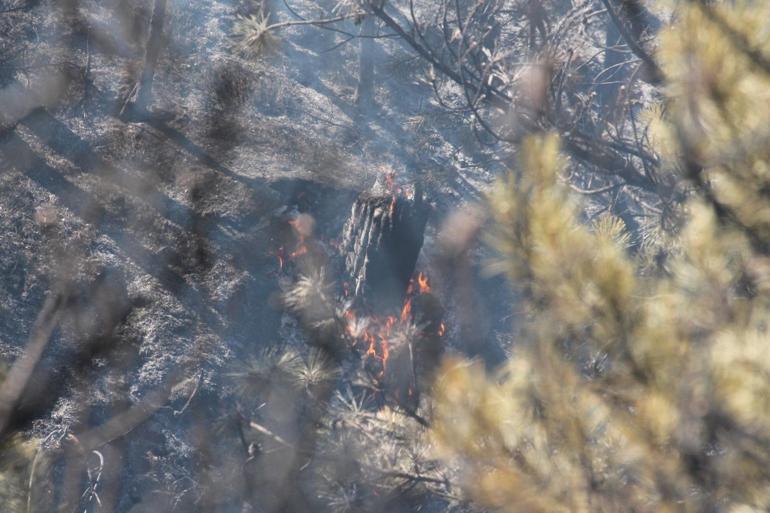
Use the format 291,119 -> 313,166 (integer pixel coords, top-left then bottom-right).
341,189 -> 429,314
135,0 -> 167,113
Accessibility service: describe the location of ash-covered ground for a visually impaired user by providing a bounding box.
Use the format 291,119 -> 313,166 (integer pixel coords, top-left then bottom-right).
0,1 -> 514,511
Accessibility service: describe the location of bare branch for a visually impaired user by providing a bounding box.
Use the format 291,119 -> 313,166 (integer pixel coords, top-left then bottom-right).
0,291 -> 65,436
600,0 -> 662,83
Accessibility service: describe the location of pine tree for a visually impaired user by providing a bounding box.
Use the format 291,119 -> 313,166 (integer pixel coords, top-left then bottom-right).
431,3 -> 770,512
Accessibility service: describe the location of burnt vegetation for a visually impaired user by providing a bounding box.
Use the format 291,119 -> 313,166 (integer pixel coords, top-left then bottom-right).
1,1 -> 770,513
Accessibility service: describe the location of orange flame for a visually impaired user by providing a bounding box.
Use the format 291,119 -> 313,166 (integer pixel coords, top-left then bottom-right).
380,338 -> 389,371
417,272 -> 431,294
286,217 -> 310,260
389,195 -> 398,218
379,316 -> 394,371
289,245 -> 308,258
365,330 -> 377,357
344,310 -> 357,339
345,269 -> 438,381
400,297 -> 413,322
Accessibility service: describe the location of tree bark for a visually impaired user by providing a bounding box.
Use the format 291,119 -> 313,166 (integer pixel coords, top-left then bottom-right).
354,14 -> 376,106
341,190 -> 429,314
135,0 -> 167,112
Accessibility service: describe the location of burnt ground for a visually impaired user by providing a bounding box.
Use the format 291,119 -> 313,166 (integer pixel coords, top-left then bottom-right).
0,0 -> 514,511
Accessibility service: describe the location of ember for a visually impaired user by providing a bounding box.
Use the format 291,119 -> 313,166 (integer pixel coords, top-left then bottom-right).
343,312 -> 392,371
287,216 -> 310,259
277,214 -> 315,271
400,298 -> 412,322
417,272 -> 431,294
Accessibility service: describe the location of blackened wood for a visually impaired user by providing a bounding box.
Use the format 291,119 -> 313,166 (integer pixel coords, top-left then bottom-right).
341,190 -> 429,313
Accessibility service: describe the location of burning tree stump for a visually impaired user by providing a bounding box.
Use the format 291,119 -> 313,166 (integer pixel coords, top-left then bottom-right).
381,291 -> 445,409
340,188 -> 429,314
284,183 -> 443,409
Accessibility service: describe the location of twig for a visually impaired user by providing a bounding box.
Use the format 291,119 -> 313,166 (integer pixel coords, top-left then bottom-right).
380,470 -> 449,486
600,0 -> 662,83
248,419 -> 293,448
173,371 -> 203,416
264,14 -> 353,33
569,182 -> 621,196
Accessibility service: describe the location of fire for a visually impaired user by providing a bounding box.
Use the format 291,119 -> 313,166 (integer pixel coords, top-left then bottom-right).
417,272 -> 431,294
382,169 -> 402,195
380,337 -> 389,371
365,330 -> 377,358
343,309 -> 389,369
344,310 -> 357,339
277,215 -> 314,271
287,218 -> 308,259
341,270 -> 438,381
385,171 -> 397,192
400,297 -> 412,322
289,245 -> 308,258
381,169 -> 401,219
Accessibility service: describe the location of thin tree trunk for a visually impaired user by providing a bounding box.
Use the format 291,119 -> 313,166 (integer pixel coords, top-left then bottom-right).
135,0 -> 167,113
355,14 -> 376,106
